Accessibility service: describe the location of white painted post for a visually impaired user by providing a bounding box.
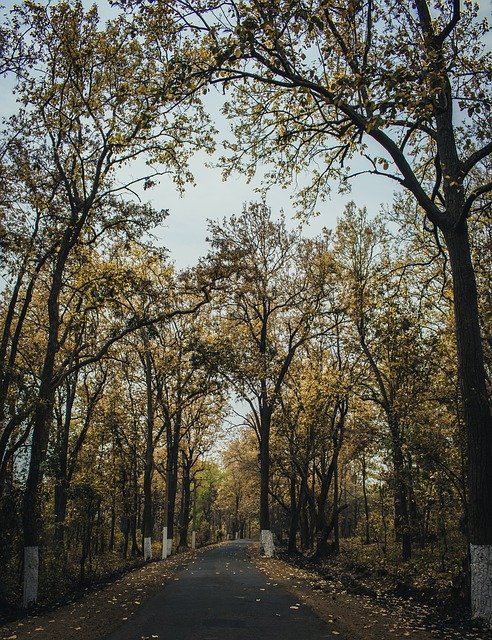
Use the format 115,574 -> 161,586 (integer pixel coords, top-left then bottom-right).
162,526 -> 168,559
471,544 -> 492,625
23,546 -> 39,608
260,529 -> 275,558
191,530 -> 196,550
167,538 -> 173,556
143,536 -> 152,561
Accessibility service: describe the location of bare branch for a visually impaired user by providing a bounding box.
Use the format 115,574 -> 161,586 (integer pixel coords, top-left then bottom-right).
464,181 -> 492,218
461,141 -> 492,179
436,0 -> 461,45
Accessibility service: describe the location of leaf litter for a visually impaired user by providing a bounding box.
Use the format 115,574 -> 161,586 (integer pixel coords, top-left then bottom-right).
251,546 -> 492,640
0,549 -> 199,640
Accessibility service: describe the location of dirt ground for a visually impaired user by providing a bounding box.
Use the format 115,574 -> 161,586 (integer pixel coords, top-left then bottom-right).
0,550 -> 197,640
1,543 -> 491,640
251,551 -> 492,640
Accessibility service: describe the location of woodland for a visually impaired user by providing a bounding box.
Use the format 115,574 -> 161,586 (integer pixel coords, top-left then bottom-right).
0,0 -> 491,630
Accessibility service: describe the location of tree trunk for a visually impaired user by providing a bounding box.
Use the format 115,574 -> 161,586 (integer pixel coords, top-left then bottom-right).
130,450 -> 140,557
314,453 -> 336,558
288,474 -> 298,553
178,456 -> 191,550
21,225 -> 79,606
53,378 -> 76,545
388,414 -> 411,561
162,478 -> 169,559
259,400 -> 273,557
142,343 -> 154,561
54,481 -> 68,544
259,409 -> 271,532
333,455 -> 340,554
109,497 -> 116,552
191,480 -> 197,549
443,223 -> 492,623
380,483 -> 387,555
22,260 -> 64,601
22,361 -> 56,607
314,477 -> 331,557
361,456 -> 371,545
299,491 -> 310,549
121,467 -> 130,558
166,443 -> 179,554
165,412 -> 182,556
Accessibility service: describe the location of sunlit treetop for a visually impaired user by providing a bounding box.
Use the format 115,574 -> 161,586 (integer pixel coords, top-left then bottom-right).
2,0 -> 216,208
128,0 -> 491,225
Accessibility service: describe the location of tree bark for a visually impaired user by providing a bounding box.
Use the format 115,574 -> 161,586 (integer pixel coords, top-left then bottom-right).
53,376 -> 78,544
22,281 -> 60,606
361,455 -> 371,545
165,412 -> 181,554
443,222 -> 492,622
259,426 -> 271,532
178,455 -> 191,549
142,341 -> 155,561
259,385 -> 274,556
288,474 -> 298,553
388,414 -> 412,561
333,454 -> 340,554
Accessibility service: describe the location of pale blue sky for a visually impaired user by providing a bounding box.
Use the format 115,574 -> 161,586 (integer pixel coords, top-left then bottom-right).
150,127 -> 398,270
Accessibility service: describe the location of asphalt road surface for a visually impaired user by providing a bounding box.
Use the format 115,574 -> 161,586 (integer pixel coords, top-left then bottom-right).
107,540 -> 338,640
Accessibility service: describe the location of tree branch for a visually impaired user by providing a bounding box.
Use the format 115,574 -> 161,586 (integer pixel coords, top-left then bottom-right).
460,140 -> 492,178
436,0 -> 460,45
463,181 -> 492,218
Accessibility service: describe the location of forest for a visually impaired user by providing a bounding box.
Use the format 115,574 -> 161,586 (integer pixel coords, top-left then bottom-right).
0,0 -> 491,631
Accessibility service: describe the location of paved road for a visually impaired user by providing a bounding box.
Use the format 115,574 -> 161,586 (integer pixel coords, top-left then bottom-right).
107,540 -> 337,640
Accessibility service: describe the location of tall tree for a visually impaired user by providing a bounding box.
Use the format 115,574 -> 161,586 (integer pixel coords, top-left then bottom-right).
154,304 -> 222,556
335,204 -> 440,560
218,434 -> 260,541
206,203 -> 334,555
177,395 -> 226,549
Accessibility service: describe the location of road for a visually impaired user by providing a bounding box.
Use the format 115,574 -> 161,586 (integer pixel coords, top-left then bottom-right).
107,540 -> 339,640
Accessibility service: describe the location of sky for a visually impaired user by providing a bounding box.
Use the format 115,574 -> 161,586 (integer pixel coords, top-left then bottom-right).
144,89 -> 399,270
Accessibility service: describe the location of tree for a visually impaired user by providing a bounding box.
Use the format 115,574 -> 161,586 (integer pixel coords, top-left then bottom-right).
154,303 -> 222,556
177,395 -> 226,549
218,434 -> 259,540
334,204 -> 440,559
273,318 -> 358,557
206,202 -> 334,555
111,249 -> 177,562
142,0 -> 491,621
51,362 -> 108,547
